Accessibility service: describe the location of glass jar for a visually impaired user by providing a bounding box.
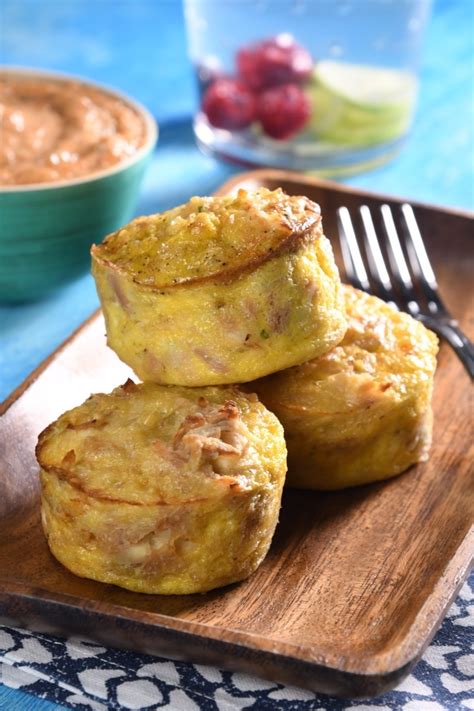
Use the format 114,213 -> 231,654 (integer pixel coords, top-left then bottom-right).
184,0 -> 432,175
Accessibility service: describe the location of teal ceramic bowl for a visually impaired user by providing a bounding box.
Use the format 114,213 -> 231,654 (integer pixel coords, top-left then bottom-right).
0,68 -> 158,303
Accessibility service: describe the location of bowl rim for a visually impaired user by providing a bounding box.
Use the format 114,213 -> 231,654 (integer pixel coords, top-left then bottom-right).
0,66 -> 159,193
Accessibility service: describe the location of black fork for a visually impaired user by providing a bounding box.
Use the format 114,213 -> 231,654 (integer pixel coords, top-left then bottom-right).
337,203 -> 474,379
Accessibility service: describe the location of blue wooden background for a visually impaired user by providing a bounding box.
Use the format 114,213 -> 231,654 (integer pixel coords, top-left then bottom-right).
0,1 -> 473,708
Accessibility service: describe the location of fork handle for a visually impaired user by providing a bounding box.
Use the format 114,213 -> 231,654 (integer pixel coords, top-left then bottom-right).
419,316 -> 474,380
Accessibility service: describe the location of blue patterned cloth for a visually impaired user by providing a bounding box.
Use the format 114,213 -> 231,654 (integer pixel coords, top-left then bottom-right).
0,573 -> 472,710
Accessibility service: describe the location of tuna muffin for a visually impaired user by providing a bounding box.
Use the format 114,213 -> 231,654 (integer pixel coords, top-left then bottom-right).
91,188 -> 346,386
252,285 -> 438,490
37,380 -> 287,594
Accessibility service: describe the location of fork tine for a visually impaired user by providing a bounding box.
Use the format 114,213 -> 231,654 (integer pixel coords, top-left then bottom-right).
380,204 -> 420,317
400,205 -> 437,286
400,204 -> 447,317
336,207 -> 370,292
338,202 -> 474,378
359,205 -> 397,307
400,203 -> 474,378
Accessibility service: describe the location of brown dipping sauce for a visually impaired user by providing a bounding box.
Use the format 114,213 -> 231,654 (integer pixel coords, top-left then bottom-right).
0,74 -> 148,186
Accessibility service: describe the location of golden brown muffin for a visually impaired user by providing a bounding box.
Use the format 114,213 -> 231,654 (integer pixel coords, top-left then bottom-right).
252,285 -> 438,490
91,188 -> 346,386
37,380 -> 287,594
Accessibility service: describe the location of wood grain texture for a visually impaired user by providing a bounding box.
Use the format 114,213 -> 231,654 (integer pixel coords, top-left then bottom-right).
0,171 -> 473,699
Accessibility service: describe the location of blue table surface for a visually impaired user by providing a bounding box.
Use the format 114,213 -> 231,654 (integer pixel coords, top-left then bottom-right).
0,0 -> 473,401
0,1 -> 473,709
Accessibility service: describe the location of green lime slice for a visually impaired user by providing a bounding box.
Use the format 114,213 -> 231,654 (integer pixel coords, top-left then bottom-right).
309,60 -> 417,146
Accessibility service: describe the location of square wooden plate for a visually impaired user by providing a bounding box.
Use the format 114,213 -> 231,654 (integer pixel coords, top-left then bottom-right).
1,170 -> 472,699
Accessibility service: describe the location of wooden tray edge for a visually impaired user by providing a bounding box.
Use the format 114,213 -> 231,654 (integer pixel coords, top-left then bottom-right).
0,523 -> 471,681
0,309 -> 101,417
215,169 -> 474,219
0,583 -> 413,699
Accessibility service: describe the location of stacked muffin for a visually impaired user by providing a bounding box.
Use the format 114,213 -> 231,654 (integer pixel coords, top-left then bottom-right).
37,188 -> 438,594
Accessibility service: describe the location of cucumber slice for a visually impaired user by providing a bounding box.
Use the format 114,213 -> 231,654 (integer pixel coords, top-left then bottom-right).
309,60 -> 417,146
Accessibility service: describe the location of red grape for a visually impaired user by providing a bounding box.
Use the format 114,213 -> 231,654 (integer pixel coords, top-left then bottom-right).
257,83 -> 311,140
202,78 -> 256,130
237,34 -> 313,91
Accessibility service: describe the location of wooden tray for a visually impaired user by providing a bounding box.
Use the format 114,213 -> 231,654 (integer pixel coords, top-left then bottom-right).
1,170 -> 472,699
